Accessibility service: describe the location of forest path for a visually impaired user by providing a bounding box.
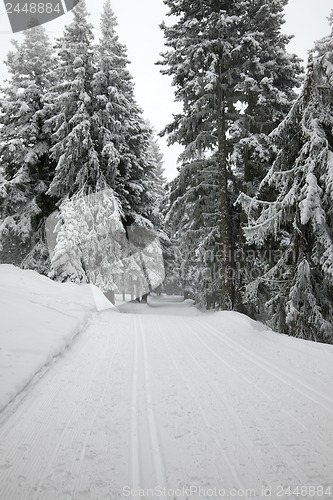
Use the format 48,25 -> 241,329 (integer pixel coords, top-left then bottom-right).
0,298 -> 333,499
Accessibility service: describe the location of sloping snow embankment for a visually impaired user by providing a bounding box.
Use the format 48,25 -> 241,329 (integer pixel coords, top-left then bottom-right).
0,264 -> 117,412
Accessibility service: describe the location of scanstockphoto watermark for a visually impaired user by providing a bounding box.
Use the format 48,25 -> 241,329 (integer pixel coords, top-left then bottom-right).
122,486 -> 257,498
3,0 -> 81,33
45,188 -> 165,304
183,245 -> 297,267
122,485 -> 333,498
198,262 -> 265,283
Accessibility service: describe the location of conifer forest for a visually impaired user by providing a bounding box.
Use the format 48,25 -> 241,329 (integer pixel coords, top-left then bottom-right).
1,0 -> 333,344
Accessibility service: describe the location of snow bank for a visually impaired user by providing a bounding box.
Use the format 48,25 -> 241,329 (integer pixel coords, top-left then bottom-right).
0,265 -> 117,412
204,310 -> 333,360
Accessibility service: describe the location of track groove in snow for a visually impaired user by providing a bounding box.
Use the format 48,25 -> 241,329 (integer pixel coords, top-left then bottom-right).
70,327 -> 119,498
160,325 -> 247,491
166,319 -> 287,490
0,301 -> 332,499
129,317 -> 140,492
138,316 -> 167,495
176,320 -> 309,487
31,329 -> 115,500
198,319 -> 333,414
183,317 -> 333,488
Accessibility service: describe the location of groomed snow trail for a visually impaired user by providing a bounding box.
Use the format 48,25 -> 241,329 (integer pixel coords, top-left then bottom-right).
0,301 -> 333,500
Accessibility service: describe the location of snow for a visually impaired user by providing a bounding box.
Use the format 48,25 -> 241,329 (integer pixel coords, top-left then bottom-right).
0,276 -> 333,498
0,265 -> 117,412
117,294 -> 202,316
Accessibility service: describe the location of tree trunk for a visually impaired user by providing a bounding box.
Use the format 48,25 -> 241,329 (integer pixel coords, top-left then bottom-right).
130,276 -> 134,301
216,88 -> 233,310
106,290 -> 115,305
122,272 -> 126,301
139,252 -> 153,294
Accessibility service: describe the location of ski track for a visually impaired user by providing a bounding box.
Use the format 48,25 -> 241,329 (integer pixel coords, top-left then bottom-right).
176,319 -> 332,489
0,305 -> 332,499
195,319 -> 333,455
32,328 -> 115,500
129,317 -> 141,493
137,316 -> 168,496
168,320 -> 302,490
160,325 -> 247,491
197,319 -> 333,412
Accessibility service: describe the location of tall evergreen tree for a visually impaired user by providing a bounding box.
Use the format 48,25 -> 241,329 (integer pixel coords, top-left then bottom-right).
149,134 -> 166,194
237,15 -> 333,343
45,0 -> 99,198
160,0 -> 245,308
50,184 -> 126,292
141,127 -> 167,229
92,0 -> 158,228
228,0 -> 303,313
0,25 -> 55,272
48,1 -> 167,292
92,2 -> 169,297
231,0 -> 302,192
159,0 -> 301,309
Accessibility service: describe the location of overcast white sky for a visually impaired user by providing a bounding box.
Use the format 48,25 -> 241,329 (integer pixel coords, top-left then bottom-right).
0,0 -> 332,180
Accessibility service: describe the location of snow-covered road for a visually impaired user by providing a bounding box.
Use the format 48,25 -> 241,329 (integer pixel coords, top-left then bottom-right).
0,300 -> 333,500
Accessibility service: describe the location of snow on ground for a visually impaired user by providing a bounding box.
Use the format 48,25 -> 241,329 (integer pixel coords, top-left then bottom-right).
117,294 -> 202,316
0,264 -> 116,412
0,292 -> 333,499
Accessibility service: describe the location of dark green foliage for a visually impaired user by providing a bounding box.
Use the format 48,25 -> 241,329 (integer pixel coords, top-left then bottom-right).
0,25 -> 56,271
159,0 -> 301,310
237,18 -> 333,343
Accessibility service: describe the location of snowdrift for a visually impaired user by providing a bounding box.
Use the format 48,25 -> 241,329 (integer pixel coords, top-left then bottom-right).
0,265 -> 117,412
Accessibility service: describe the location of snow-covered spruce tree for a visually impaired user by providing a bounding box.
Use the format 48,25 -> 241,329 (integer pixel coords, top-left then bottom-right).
51,184 -> 126,298
147,129 -> 166,200
46,0 -> 99,199
138,128 -> 164,228
48,1 -> 166,294
91,0 -> 122,191
92,1 -> 169,299
230,0 -> 302,193
160,0 -> 302,310
160,181 -> 183,296
0,26 -> 56,271
228,0 -> 303,314
92,0 -> 159,229
50,196 -> 87,284
164,156 -> 219,305
80,186 -> 126,299
147,136 -> 181,294
237,18 -> 333,343
126,139 -> 169,301
159,0 -> 248,309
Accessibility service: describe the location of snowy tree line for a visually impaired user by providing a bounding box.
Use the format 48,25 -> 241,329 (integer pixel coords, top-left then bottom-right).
0,0 -> 167,300
1,0 -> 333,344
160,1 -> 333,344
